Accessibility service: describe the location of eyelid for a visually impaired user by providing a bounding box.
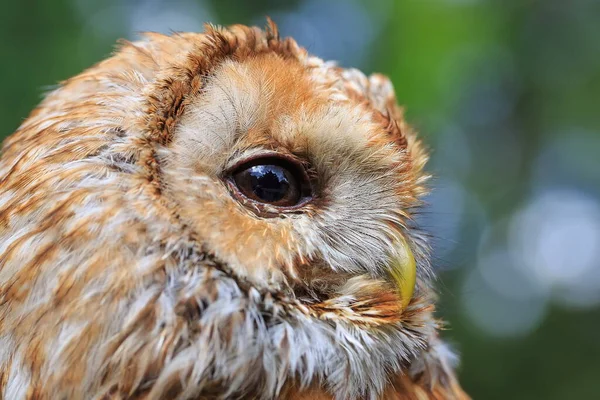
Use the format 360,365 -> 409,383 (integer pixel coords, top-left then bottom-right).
224,150 -> 287,174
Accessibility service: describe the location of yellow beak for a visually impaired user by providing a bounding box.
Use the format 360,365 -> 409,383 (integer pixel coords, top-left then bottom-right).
389,236 -> 417,310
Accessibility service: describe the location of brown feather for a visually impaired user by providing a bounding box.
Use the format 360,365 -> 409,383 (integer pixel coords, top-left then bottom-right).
0,22 -> 467,399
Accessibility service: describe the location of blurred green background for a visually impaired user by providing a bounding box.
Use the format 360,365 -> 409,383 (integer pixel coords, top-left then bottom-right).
1,0 -> 599,398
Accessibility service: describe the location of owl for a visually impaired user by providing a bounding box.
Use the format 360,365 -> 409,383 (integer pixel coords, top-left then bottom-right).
0,21 -> 468,400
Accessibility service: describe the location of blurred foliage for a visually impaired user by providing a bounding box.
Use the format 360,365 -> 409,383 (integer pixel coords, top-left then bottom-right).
1,0 -> 599,398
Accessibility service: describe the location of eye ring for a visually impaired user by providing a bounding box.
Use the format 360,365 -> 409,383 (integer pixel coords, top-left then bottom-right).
226,154 -> 313,213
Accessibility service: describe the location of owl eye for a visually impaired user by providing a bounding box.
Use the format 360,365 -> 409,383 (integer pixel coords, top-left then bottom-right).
229,157 -> 311,208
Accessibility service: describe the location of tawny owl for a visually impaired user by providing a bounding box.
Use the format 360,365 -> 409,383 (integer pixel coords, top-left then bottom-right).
0,22 -> 468,399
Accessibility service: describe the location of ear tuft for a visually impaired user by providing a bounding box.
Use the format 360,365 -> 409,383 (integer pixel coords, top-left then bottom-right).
367,73 -> 398,114
265,17 -> 280,42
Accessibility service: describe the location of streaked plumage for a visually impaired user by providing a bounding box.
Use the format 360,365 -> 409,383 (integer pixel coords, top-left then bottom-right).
0,21 -> 468,399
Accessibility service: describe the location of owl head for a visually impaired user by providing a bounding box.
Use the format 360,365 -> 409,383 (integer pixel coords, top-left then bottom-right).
0,21 -> 467,399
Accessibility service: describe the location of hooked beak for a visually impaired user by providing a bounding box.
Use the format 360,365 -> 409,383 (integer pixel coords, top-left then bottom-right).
389,236 -> 416,310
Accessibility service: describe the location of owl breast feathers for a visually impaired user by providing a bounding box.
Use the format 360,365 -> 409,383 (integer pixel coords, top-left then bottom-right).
0,22 -> 468,400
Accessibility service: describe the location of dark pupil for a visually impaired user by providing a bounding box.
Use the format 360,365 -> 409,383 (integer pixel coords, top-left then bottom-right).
248,165 -> 290,202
